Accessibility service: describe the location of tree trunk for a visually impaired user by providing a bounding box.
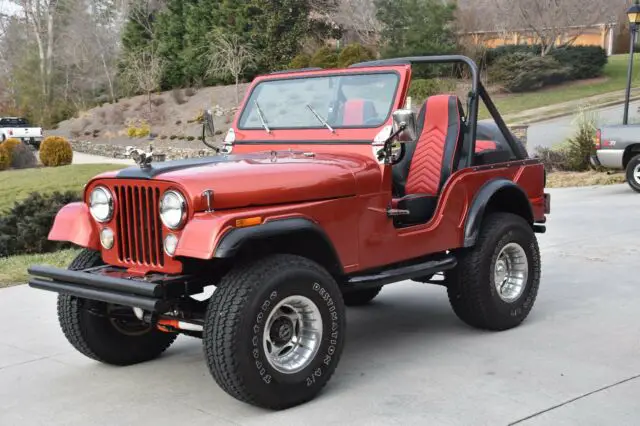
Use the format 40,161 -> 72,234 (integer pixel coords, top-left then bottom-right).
235,75 -> 240,105
148,91 -> 152,114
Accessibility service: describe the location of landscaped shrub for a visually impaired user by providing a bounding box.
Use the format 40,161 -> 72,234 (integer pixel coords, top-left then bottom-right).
126,120 -> 151,138
408,79 -> 458,103
288,53 -> 311,69
9,142 -> 37,169
490,53 -> 570,92
310,47 -> 339,69
565,107 -> 598,171
485,45 -> 607,81
337,43 -> 375,68
0,191 -> 80,257
548,46 -> 608,80
535,146 -> 572,172
39,136 -> 73,167
1,138 -> 21,159
0,145 -> 10,171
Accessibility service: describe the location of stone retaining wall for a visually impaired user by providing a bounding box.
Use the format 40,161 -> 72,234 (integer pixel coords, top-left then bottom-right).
70,140 -> 217,161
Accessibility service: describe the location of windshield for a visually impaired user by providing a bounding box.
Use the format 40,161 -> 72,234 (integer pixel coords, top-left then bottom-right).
238,72 -> 399,130
0,118 -> 29,127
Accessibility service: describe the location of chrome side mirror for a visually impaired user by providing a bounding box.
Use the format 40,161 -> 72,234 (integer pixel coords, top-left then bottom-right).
392,109 -> 417,142
204,109 -> 215,137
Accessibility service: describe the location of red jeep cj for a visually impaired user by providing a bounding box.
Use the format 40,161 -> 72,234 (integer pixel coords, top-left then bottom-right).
29,56 -> 550,409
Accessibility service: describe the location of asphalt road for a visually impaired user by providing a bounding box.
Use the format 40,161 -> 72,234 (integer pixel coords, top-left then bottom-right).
527,100 -> 640,152
1,184 -> 640,426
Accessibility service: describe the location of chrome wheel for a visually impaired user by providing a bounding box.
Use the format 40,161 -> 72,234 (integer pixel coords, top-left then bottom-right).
494,243 -> 529,303
263,295 -> 323,374
633,164 -> 640,184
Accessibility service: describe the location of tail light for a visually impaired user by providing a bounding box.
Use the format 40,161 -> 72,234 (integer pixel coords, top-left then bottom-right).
595,129 -> 601,149
8,130 -> 12,136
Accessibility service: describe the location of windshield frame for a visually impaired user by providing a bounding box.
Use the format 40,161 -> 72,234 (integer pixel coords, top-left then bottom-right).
237,70 -> 401,132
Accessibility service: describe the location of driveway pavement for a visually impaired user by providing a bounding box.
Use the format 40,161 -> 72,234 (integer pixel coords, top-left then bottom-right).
71,151 -> 134,165
1,184 -> 639,425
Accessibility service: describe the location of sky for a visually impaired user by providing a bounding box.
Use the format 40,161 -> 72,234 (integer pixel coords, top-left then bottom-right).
0,1 -> 22,17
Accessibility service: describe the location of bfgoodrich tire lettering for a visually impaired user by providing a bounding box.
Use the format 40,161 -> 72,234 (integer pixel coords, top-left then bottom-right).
447,213 -> 541,331
57,249 -> 177,366
203,254 -> 346,409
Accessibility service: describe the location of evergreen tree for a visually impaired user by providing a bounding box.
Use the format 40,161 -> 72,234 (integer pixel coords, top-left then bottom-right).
156,0 -> 188,88
375,0 -> 457,76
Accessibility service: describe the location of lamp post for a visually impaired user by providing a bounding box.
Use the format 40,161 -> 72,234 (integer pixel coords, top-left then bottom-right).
623,1 -> 640,125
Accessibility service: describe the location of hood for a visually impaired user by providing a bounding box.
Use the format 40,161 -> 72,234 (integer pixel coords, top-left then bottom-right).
109,151 -> 377,210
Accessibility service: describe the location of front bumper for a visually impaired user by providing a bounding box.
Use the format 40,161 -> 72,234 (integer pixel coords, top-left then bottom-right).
27,265 -> 196,313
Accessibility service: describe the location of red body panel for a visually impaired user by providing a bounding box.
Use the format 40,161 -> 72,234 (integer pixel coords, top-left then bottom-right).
47,64 -> 548,275
48,203 -> 100,251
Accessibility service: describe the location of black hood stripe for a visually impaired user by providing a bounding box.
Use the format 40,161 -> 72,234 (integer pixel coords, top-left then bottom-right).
117,154 -> 252,179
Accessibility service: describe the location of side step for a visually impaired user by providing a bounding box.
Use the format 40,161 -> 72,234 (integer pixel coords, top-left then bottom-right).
345,254 -> 457,289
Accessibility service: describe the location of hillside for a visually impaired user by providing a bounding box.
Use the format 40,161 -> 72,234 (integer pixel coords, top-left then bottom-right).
48,83 -> 251,157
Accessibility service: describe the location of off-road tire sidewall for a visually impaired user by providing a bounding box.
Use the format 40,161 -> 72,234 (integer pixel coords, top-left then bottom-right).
204,255 -> 346,409
57,249 -> 177,366
448,213 -> 541,331
626,155 -> 640,193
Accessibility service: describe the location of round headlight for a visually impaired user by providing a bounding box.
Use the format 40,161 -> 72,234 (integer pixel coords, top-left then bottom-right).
160,190 -> 186,230
89,186 -> 113,223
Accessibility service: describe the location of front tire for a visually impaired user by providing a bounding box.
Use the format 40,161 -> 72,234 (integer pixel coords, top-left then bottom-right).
626,154 -> 640,193
57,249 -> 177,366
203,254 -> 346,409
447,213 -> 541,331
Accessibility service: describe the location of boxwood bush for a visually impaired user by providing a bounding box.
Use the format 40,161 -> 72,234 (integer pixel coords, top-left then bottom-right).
40,136 -> 73,167
0,191 -> 80,257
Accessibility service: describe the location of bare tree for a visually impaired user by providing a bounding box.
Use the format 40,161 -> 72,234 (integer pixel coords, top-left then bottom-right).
334,0 -> 382,46
492,0 -> 622,56
121,46 -> 164,113
205,32 -> 256,105
12,0 -> 63,101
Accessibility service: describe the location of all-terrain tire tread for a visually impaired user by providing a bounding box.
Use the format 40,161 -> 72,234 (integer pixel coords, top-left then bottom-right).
57,249 -> 176,365
447,213 -> 540,330
203,254 -> 342,410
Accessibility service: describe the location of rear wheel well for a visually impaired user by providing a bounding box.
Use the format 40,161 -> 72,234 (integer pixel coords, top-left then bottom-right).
484,187 -> 533,224
623,144 -> 640,169
233,231 -> 343,277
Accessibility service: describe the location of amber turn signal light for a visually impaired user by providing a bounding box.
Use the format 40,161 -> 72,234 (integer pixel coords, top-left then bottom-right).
235,217 -> 262,228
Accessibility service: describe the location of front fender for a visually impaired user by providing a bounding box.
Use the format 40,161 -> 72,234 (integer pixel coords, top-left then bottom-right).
48,202 -> 100,250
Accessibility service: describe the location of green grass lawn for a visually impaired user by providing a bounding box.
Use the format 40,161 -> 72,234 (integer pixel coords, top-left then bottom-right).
0,249 -> 81,287
481,54 -> 640,118
0,163 -> 127,213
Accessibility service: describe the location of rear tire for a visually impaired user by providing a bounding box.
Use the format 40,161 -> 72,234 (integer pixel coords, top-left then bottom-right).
447,213 -> 540,331
342,286 -> 382,306
57,249 -> 177,366
625,154 -> 640,193
203,254 -> 346,409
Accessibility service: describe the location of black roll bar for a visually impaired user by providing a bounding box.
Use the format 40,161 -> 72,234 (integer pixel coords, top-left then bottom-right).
350,55 -> 525,166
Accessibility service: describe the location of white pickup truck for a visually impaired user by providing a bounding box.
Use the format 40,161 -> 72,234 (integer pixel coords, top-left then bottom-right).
0,117 -> 43,149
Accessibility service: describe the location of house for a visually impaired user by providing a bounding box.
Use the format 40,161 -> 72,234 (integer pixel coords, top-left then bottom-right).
463,23 -> 618,56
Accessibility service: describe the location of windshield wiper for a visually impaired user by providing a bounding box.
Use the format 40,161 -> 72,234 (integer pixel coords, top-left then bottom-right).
254,100 -> 271,134
306,104 -> 335,134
